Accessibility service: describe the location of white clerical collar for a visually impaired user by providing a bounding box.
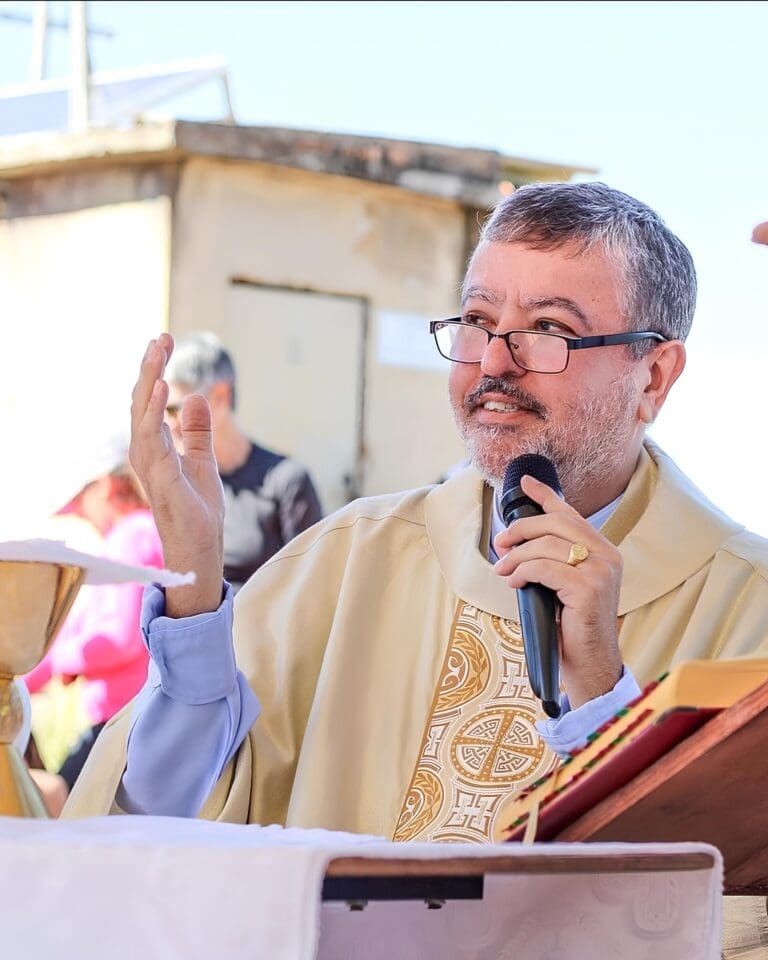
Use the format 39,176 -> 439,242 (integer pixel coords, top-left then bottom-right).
488,488 -> 624,564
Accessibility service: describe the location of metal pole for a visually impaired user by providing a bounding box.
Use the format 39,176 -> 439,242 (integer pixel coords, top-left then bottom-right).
30,1 -> 48,82
68,0 -> 90,132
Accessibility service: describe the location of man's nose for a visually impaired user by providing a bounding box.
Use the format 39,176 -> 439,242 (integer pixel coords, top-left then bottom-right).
479,334 -> 526,378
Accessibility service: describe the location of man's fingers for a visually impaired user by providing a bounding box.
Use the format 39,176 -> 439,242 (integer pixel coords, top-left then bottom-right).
130,377 -> 171,471
495,510 -> 599,553
134,376 -> 169,438
519,474 -> 570,513
148,377 -> 169,422
130,334 -> 174,419
157,331 -> 175,359
131,339 -> 168,432
502,556 -> 611,603
503,558 -> 574,593
494,534 -> 575,576
180,394 -> 214,459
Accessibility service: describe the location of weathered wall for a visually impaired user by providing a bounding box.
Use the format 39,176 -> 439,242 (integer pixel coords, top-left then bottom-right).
0,185 -> 171,532
169,157 -> 468,498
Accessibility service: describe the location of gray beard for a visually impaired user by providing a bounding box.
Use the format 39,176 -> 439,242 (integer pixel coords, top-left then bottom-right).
454,380 -> 639,502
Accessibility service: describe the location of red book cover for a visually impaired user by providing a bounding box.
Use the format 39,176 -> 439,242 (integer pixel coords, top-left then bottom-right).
502,706 -> 719,842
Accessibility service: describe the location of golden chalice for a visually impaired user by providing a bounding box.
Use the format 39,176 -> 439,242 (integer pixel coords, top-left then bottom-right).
0,560 -> 85,816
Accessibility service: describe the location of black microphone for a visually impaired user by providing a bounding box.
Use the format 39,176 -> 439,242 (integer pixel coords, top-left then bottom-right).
500,454 -> 562,719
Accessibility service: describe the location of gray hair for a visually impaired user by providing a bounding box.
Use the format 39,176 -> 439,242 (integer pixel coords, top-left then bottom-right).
165,332 -> 237,408
475,181 -> 697,353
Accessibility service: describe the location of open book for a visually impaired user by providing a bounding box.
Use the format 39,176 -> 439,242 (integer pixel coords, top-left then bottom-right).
496,658 -> 768,844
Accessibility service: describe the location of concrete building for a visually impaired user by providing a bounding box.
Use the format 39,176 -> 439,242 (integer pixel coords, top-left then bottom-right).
0,120 -> 588,524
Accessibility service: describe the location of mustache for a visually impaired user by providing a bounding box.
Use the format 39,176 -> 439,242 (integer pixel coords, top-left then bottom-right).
464,377 -> 549,419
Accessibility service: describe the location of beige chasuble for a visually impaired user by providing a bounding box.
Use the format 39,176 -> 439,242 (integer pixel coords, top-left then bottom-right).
68,440 -> 768,837
65,441 -> 768,954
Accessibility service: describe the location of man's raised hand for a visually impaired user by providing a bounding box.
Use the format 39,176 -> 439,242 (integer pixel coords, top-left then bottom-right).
129,334 -> 225,617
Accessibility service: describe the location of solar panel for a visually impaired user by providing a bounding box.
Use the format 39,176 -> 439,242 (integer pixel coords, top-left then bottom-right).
0,57 -> 234,137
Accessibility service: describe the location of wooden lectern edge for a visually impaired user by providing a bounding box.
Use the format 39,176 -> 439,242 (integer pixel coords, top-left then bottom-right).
325,852 -> 715,878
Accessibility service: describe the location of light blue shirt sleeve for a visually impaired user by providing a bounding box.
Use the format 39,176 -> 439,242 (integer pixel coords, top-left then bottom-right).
116,582 -> 260,817
535,667 -> 642,757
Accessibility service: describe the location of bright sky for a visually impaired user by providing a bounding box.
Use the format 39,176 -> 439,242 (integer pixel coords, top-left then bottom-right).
2,0 -> 767,530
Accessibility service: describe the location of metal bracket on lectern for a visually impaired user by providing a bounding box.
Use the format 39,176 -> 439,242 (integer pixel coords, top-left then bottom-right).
322,874 -> 484,907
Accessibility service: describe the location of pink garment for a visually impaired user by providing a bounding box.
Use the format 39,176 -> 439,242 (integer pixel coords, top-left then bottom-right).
24,510 -> 163,725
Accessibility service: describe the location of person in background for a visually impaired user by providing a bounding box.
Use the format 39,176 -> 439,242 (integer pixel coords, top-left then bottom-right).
19,481 -> 105,777
163,332 -> 323,592
752,221 -> 768,245
24,451 -> 163,790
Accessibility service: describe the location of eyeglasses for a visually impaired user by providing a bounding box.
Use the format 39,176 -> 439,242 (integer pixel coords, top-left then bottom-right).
430,319 -> 667,374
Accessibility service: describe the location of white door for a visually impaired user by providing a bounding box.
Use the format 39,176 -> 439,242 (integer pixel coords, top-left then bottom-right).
224,282 -> 366,514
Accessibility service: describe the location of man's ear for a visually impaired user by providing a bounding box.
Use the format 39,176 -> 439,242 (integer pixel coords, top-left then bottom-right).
638,340 -> 686,425
208,380 -> 233,412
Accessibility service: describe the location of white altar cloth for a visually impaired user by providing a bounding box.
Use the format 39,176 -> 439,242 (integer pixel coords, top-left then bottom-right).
0,815 -> 722,959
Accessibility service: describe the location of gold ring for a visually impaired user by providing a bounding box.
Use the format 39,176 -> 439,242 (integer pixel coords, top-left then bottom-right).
566,543 -> 589,567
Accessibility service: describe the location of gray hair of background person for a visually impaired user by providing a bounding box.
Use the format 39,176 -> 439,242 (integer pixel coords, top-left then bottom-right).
165,332 -> 239,409
475,181 -> 697,356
